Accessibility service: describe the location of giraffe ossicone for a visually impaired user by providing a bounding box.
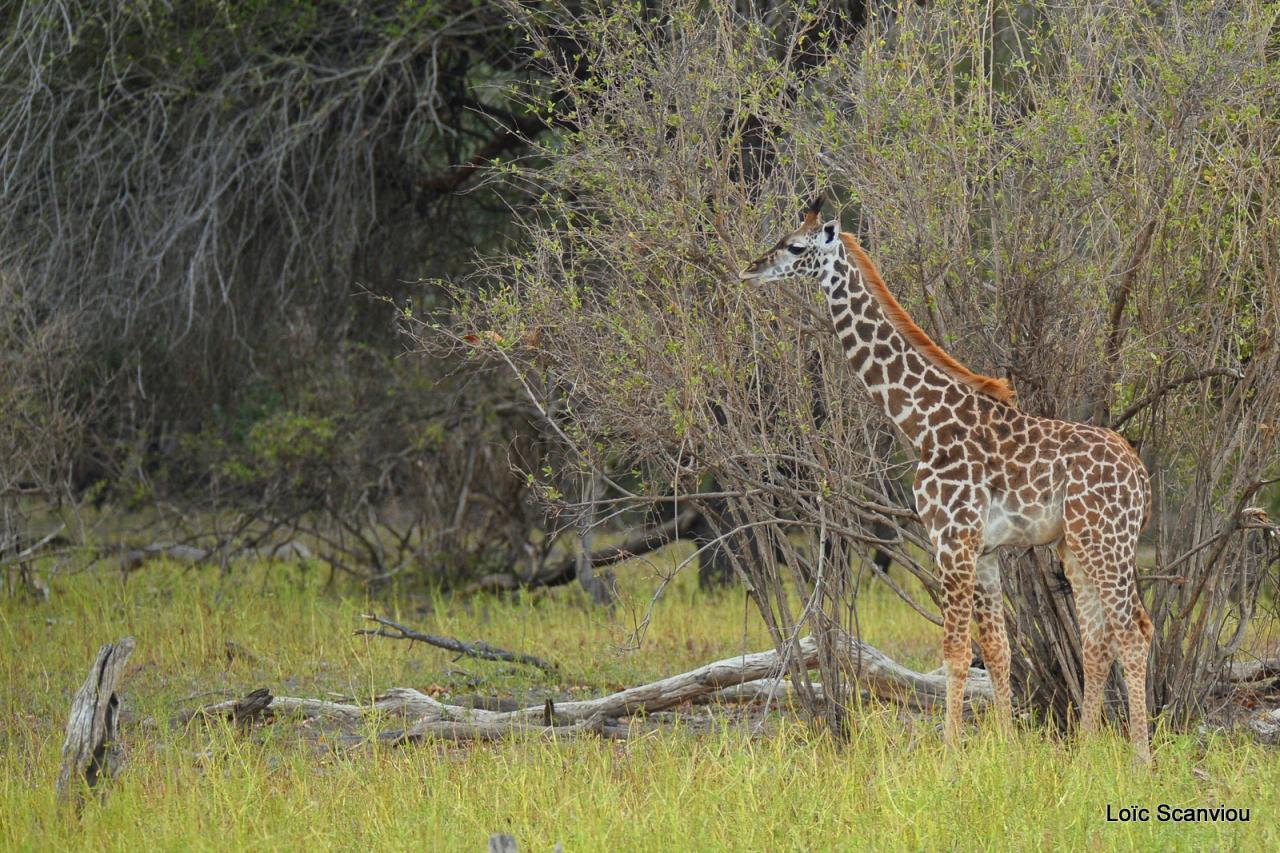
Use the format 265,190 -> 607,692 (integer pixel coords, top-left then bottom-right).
743,197 -> 1154,763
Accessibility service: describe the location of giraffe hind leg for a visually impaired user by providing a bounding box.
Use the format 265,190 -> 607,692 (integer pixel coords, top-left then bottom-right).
1105,555 -> 1152,764
1062,528 -> 1151,763
1058,540 -> 1113,738
1117,612 -> 1152,764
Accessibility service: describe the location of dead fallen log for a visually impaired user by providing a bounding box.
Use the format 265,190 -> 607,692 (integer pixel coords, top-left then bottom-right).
192,633 -> 992,743
194,643 -> 817,731
497,638 -> 824,724
1224,657 -> 1280,684
467,507 -> 700,593
393,716 -> 633,744
841,639 -> 992,711
118,543 -> 209,570
697,639 -> 991,712
194,686 -> 440,725
354,614 -> 559,675
709,678 -> 828,704
118,540 -> 313,572
57,638 -> 135,805
195,687 -> 621,742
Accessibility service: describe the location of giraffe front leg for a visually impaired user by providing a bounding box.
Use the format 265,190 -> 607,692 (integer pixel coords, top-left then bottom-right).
937,538 -> 978,745
975,552 -> 1013,729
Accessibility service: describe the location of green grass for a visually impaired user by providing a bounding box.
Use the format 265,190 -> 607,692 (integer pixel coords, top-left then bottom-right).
2,553 -> 1275,851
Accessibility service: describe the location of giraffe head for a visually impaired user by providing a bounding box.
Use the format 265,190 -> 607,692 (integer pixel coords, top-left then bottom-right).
740,196 -> 842,283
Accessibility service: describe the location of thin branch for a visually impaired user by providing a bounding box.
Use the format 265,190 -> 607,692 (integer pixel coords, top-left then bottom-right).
355,613 -> 558,675
1109,367 -> 1244,429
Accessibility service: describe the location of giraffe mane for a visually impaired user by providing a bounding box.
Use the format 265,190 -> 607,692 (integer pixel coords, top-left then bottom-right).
840,234 -> 1017,404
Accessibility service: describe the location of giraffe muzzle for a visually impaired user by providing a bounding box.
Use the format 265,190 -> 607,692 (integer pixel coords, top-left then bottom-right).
740,255 -> 772,280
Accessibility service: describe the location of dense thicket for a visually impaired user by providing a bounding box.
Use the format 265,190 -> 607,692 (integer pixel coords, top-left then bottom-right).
441,0 -> 1280,731
2,1 -> 531,414
0,0 -> 550,573
0,0 -> 864,582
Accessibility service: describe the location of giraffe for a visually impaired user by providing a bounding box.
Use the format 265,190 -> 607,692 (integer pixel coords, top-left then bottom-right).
741,197 -> 1154,762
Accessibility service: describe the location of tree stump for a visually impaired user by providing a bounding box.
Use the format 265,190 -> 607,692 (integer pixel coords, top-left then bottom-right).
56,638 -> 135,805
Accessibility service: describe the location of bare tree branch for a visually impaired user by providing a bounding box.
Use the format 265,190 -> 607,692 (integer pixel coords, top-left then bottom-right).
355,614 -> 559,674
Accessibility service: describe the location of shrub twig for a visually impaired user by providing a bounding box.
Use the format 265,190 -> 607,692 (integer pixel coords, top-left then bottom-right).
356,614 -> 558,674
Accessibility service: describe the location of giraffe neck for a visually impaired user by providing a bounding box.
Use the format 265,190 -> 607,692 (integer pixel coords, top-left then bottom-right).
818,244 -> 971,450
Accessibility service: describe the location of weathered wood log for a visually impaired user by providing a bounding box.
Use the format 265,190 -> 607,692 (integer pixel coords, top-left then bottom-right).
498,638 -> 824,724
393,716 -> 632,744
699,639 -> 993,712
354,614 -> 559,674
196,688 -> 622,742
191,633 -> 993,743
709,678 -> 827,704
118,540 -> 313,572
839,638 -> 992,711
1224,657 -> 1280,684
195,686 -> 439,724
57,638 -> 135,805
467,508 -> 700,593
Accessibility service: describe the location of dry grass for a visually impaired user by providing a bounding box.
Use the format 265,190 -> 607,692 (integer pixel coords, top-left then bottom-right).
3,552 -> 1276,851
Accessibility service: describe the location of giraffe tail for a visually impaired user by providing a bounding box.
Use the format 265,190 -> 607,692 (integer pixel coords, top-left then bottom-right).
1133,590 -> 1153,643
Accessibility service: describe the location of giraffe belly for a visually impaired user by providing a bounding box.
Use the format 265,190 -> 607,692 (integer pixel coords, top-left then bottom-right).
982,495 -> 1064,550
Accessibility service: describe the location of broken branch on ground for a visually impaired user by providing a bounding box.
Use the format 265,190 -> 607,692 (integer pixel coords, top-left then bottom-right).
355,613 -> 559,675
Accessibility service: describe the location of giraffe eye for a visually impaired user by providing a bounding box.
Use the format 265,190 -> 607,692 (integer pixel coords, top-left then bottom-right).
787,244 -> 805,255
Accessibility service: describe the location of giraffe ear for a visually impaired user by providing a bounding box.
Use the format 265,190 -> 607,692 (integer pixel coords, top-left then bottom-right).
820,219 -> 840,248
